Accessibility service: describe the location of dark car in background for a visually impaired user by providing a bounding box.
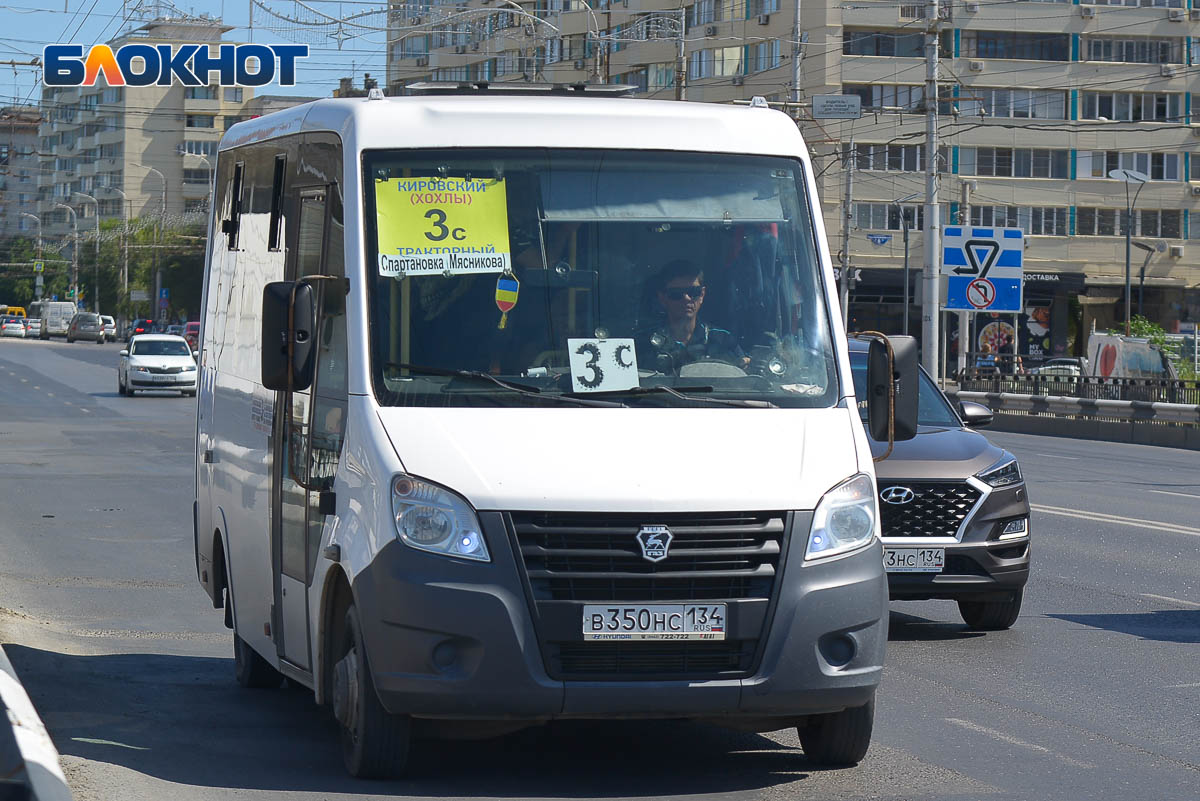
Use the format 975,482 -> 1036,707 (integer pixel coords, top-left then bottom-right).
849,338 -> 1031,630
127,319 -> 156,342
67,312 -> 106,344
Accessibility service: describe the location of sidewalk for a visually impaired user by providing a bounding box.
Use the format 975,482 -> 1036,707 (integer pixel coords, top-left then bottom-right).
0,644 -> 72,801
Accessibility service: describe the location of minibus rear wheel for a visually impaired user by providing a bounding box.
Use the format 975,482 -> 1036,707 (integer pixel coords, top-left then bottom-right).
335,604 -> 411,778
797,697 -> 874,766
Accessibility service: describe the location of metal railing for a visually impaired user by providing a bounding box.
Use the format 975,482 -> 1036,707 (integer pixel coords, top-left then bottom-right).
948,389 -> 1200,427
957,370 -> 1200,405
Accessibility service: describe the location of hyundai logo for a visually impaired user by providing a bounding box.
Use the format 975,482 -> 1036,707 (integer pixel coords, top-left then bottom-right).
880,486 -> 916,505
636,524 -> 673,562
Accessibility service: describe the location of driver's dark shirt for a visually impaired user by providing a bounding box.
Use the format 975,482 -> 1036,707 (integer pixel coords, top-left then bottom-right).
642,323 -> 746,370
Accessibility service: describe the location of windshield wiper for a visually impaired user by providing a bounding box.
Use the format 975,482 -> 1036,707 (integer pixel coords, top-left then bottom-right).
568,385 -> 776,408
384,362 -> 624,407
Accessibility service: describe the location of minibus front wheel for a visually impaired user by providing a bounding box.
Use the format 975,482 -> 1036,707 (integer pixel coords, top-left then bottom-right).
797,696 -> 875,766
334,604 -> 411,778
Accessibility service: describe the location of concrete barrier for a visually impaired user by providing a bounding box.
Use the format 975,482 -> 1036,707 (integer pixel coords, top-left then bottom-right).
0,645 -> 72,801
946,390 -> 1200,451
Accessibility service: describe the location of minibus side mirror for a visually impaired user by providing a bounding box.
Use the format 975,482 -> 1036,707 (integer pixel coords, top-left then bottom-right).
866,335 -> 918,443
262,281 -> 316,391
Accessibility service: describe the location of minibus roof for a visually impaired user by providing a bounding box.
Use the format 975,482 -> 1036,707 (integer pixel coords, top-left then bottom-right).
219,94 -> 810,160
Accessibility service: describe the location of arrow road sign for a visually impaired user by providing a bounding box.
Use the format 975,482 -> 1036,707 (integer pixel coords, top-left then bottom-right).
943,226 -> 1024,313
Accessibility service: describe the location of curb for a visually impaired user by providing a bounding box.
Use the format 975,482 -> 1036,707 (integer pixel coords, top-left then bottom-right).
0,645 -> 72,801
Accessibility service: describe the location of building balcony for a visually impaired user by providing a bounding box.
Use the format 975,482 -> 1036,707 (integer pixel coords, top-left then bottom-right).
181,180 -> 211,198
78,161 -> 97,177
96,130 -> 124,147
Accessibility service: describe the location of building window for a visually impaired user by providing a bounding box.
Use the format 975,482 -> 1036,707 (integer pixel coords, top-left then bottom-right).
80,94 -> 98,110
646,63 -> 675,91
185,114 -> 216,128
184,198 -> 209,213
184,86 -> 218,100
1084,36 -> 1182,64
960,31 -> 1069,61
1091,0 -> 1182,6
959,147 -> 1069,178
955,88 -> 1066,119
101,87 -> 123,104
182,140 -> 217,157
845,143 -> 927,172
970,206 -> 1068,236
1075,208 -> 1180,237
854,202 -> 924,231
223,87 -> 243,103
688,0 -> 723,26
749,0 -> 779,15
1137,209 -> 1182,238
749,39 -> 781,72
432,67 -> 470,81
1078,151 -> 1180,181
223,115 -> 248,129
691,48 -> 744,79
1081,92 -> 1181,122
183,169 -> 210,184
844,29 -> 924,58
621,68 -> 649,93
844,84 -> 924,112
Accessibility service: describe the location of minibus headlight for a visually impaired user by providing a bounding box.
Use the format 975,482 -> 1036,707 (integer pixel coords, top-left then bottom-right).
391,475 -> 490,562
805,474 -> 878,562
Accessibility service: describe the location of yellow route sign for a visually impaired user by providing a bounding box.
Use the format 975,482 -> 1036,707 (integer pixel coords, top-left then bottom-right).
375,177 -> 512,278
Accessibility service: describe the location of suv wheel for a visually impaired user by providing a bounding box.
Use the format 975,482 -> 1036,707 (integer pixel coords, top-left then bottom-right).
958,589 -> 1023,631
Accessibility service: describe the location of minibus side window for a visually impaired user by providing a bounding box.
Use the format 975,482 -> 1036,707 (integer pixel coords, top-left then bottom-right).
221,161 -> 244,250
268,155 -> 286,252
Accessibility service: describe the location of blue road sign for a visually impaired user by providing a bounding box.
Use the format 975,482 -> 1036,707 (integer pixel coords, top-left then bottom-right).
943,226 -> 1023,313
159,288 -> 169,299
866,233 -> 892,246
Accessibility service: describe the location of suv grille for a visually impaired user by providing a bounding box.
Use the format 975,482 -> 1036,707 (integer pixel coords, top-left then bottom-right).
878,482 -> 981,539
511,511 -> 785,602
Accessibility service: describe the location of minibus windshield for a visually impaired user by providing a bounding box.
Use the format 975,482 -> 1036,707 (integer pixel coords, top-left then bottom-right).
364,148 -> 838,408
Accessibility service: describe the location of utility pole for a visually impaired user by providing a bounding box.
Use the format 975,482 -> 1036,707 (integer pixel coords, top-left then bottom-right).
791,0 -> 803,117
958,180 -> 971,376
840,138 -> 854,324
674,8 -> 686,101
922,0 -> 942,378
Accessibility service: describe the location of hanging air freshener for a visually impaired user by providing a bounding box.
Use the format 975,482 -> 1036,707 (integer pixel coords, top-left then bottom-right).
495,272 -> 519,330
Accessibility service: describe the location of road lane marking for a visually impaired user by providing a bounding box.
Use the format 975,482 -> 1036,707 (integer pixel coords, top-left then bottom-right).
1037,453 -> 1078,460
79,408 -> 90,414
1165,683 -> 1200,689
19,378 -> 26,383
1031,504 -> 1200,537
1148,489 -> 1200,500
945,718 -> 1095,769
71,737 -> 149,751
46,393 -> 53,397
1141,594 -> 1200,609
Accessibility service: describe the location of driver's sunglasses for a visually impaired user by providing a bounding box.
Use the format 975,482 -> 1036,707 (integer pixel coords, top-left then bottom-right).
663,286 -> 705,301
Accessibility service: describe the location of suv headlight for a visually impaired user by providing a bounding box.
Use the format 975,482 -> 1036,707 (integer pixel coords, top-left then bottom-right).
977,457 -> 1022,488
391,475 -> 489,562
805,474 -> 878,561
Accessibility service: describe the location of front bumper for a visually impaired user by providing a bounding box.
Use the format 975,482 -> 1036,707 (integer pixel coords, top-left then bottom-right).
352,511 -> 887,725
885,482 -> 1030,602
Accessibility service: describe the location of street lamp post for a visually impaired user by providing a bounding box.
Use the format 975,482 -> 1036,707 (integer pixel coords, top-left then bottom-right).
1132,241 -> 1156,318
53,202 -> 78,306
73,192 -> 101,312
19,212 -> 42,300
891,192 -> 921,337
1109,168 -> 1148,336
102,187 -> 130,325
137,164 -> 167,324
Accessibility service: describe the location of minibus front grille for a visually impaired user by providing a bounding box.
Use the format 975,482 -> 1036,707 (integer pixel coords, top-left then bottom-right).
512,511 -> 786,603
878,482 -> 981,539
548,639 -> 755,678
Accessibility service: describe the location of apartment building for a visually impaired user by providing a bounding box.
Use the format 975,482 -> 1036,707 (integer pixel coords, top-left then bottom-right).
36,14 -> 255,241
0,106 -> 42,239
385,0 -> 1200,355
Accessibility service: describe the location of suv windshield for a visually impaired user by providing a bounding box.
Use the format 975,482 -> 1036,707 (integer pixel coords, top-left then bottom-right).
365,148 -> 837,408
131,340 -> 191,356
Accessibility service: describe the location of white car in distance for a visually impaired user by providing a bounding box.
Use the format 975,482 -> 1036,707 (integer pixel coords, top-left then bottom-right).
119,334 -> 198,396
1,317 -> 26,338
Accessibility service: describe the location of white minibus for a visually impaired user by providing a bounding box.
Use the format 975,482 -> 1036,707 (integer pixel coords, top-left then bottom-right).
194,85 -> 917,778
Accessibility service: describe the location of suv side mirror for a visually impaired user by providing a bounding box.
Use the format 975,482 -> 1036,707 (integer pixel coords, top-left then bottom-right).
958,400 -> 993,428
262,281 -> 316,391
866,335 -> 918,443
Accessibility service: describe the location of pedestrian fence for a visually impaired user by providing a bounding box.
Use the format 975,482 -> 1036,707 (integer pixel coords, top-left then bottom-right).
947,389 -> 1200,428
957,372 -> 1200,406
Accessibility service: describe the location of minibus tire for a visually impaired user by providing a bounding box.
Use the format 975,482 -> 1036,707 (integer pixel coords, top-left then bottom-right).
958,589 -> 1023,631
234,631 -> 284,689
338,604 -> 411,778
797,697 -> 874,767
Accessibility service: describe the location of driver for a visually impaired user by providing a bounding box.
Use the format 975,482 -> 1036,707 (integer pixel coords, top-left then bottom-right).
644,260 -> 747,371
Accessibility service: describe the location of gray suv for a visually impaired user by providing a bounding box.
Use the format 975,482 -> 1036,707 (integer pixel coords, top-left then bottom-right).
67,312 -> 106,344
849,339 -> 1030,630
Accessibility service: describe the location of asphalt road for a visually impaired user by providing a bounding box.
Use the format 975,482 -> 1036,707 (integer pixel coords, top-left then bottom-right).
1,336 -> 1197,801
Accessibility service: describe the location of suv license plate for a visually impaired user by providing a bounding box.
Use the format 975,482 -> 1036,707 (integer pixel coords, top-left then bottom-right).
582,604 -> 726,641
884,547 -> 944,573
